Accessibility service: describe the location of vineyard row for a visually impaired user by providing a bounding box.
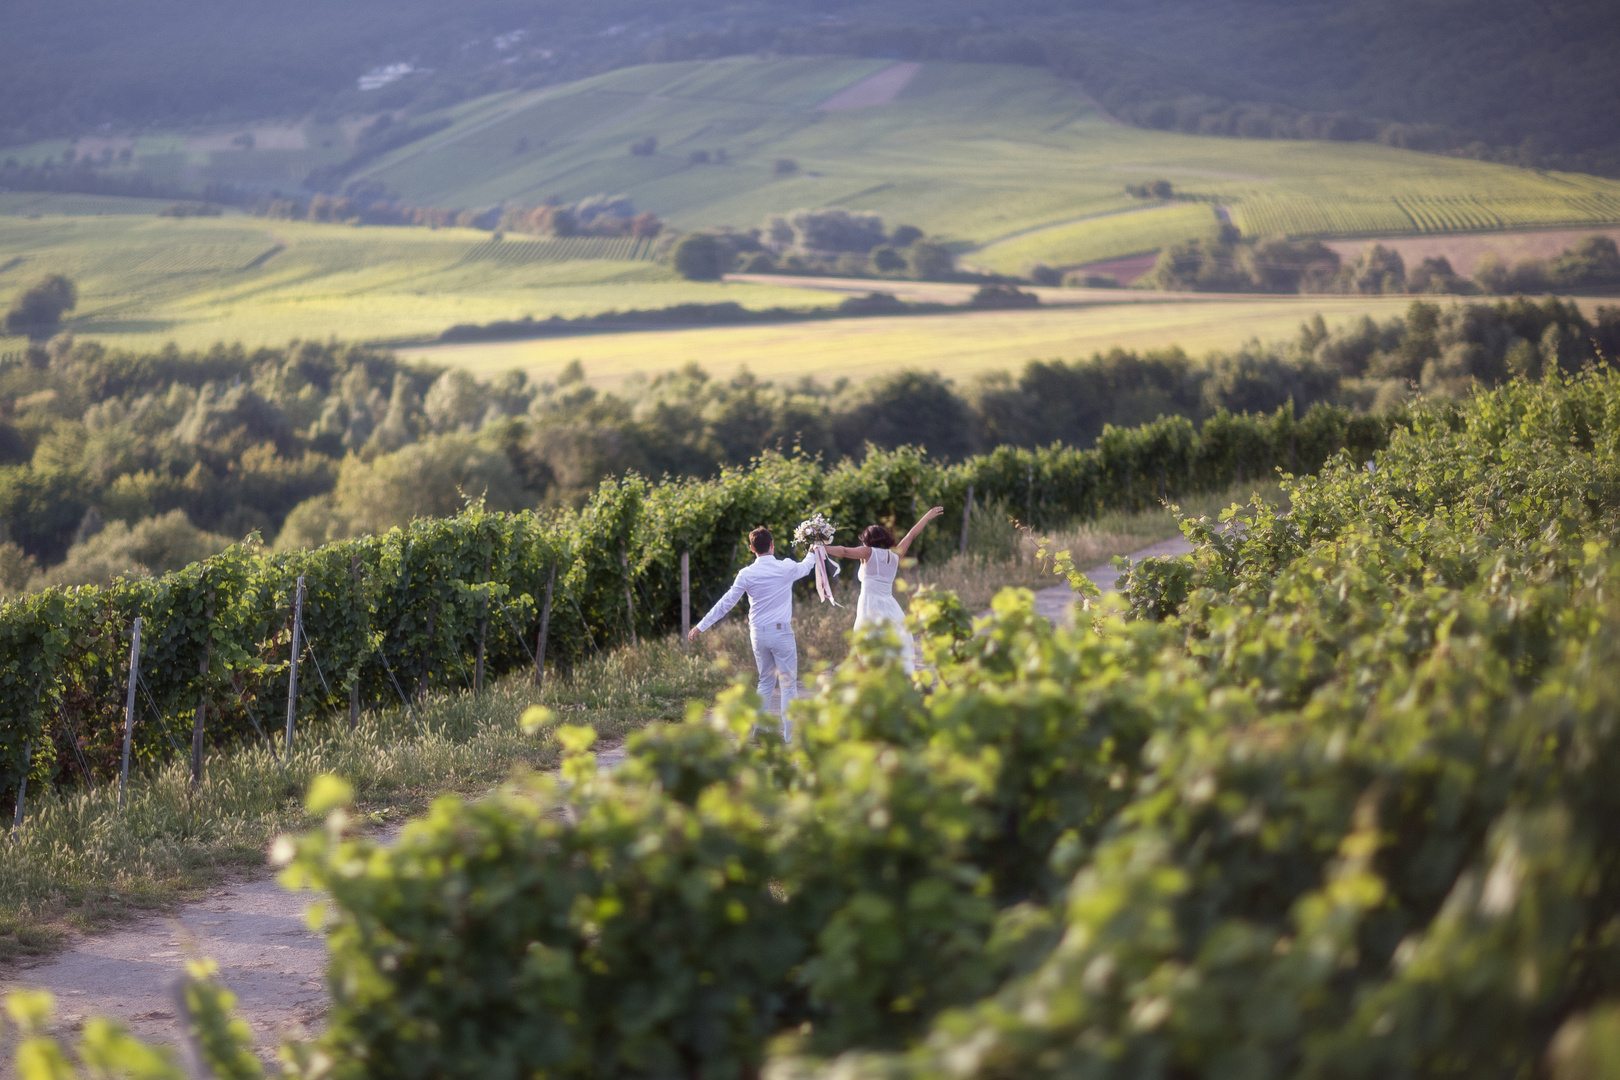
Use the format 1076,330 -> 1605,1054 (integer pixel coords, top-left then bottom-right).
0,402 -> 1396,802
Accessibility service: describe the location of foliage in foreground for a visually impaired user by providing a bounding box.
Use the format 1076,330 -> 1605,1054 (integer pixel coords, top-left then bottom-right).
14,369 -> 1620,1080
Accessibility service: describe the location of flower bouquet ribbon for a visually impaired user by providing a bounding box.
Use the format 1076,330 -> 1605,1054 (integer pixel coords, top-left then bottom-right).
794,514 -> 842,608
812,546 -> 841,607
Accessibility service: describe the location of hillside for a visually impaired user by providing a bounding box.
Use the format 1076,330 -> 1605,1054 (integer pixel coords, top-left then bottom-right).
7,58 -> 1620,348
3,1 -> 1618,173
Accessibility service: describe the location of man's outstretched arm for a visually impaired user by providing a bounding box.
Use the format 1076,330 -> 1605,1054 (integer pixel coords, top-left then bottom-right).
691,572 -> 748,640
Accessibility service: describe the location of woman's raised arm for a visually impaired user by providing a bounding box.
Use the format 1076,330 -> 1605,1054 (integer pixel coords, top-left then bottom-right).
820,543 -> 872,561
894,506 -> 945,556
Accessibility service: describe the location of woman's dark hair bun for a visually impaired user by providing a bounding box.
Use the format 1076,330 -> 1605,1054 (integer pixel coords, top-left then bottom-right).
859,524 -> 896,549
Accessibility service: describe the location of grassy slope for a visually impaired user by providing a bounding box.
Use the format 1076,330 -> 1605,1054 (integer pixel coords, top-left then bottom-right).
356,58 -> 1620,254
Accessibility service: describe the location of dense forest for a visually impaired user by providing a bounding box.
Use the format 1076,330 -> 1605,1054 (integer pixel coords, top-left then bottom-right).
2,1 -> 1618,174
1,294 -> 1614,593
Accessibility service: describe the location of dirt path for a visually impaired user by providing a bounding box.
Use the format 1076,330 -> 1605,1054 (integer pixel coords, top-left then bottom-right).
1,877 -> 327,1067
0,531 -> 1193,1063
1029,533 -> 1195,622
0,744 -> 630,1070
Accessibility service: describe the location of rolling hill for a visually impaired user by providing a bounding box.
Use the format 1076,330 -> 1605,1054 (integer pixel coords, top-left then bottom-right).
6,59 -> 1620,357
3,1 -> 1619,175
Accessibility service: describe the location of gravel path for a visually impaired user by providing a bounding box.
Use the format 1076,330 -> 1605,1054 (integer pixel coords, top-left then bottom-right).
1030,533 -> 1195,623
0,744 -> 632,1069
0,538 -> 1191,1064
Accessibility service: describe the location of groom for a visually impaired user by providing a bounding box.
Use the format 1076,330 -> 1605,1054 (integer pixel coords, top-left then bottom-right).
687,525 -> 836,738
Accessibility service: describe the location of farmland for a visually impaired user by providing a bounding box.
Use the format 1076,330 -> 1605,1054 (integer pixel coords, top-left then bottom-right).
0,207 -> 839,352
321,59 -> 1620,261
966,203 -> 1223,276
10,59 -> 1620,292
400,294 -> 1431,388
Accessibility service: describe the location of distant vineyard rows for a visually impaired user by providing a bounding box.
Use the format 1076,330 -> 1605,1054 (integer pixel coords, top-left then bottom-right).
456,236 -> 658,266
1231,193 -> 1620,238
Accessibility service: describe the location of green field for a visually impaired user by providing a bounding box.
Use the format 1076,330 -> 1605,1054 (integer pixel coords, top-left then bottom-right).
968,203 -> 1224,275
0,211 -> 840,352
398,295 -> 1440,388
341,60 -> 1620,262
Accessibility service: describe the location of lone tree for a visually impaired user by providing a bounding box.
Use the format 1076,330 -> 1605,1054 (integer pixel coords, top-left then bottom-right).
671,233 -> 724,281
5,274 -> 77,338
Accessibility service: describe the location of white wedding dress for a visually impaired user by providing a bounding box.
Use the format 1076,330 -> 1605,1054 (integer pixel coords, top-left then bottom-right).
854,547 -> 915,674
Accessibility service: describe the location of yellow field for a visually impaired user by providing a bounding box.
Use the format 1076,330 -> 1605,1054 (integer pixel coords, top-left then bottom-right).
399,295 -> 1443,387
0,212 -> 842,353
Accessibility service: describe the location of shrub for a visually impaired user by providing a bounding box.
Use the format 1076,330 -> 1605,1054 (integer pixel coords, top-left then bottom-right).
671,233 -> 725,280
4,274 -> 77,338
905,241 -> 954,281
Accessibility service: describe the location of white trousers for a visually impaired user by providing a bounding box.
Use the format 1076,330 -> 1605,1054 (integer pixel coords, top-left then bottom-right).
750,623 -> 798,739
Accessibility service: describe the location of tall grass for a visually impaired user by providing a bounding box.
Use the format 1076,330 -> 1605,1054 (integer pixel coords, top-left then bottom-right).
0,640 -> 725,959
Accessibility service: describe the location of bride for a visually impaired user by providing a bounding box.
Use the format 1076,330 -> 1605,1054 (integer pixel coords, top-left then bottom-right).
818,506 -> 944,674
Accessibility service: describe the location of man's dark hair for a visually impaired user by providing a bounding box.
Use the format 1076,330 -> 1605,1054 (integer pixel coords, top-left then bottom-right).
749,526 -> 773,554
859,524 -> 896,549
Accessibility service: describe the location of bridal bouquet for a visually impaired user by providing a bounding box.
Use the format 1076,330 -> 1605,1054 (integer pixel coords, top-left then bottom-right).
793,514 -> 842,606
792,514 -> 837,549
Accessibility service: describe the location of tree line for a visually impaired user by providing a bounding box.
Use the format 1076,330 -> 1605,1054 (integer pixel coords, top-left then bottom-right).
2,292 -> 1615,594
1140,233 -> 1620,296
671,208 -> 960,283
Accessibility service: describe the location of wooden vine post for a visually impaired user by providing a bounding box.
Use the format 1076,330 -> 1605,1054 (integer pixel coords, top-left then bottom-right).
474,552 -> 492,693
190,588 -> 214,790
534,562 -> 556,688
415,600 -> 438,701
11,738 -> 31,839
960,484 -> 974,556
285,576 -> 304,752
680,550 -> 691,647
349,554 -> 362,730
620,546 -> 638,647
119,617 -> 142,809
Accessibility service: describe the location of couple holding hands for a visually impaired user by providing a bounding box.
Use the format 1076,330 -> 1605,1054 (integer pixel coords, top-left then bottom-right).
686,505 -> 945,737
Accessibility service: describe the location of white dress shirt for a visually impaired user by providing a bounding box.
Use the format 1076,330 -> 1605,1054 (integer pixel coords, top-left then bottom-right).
696,549 -> 837,632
